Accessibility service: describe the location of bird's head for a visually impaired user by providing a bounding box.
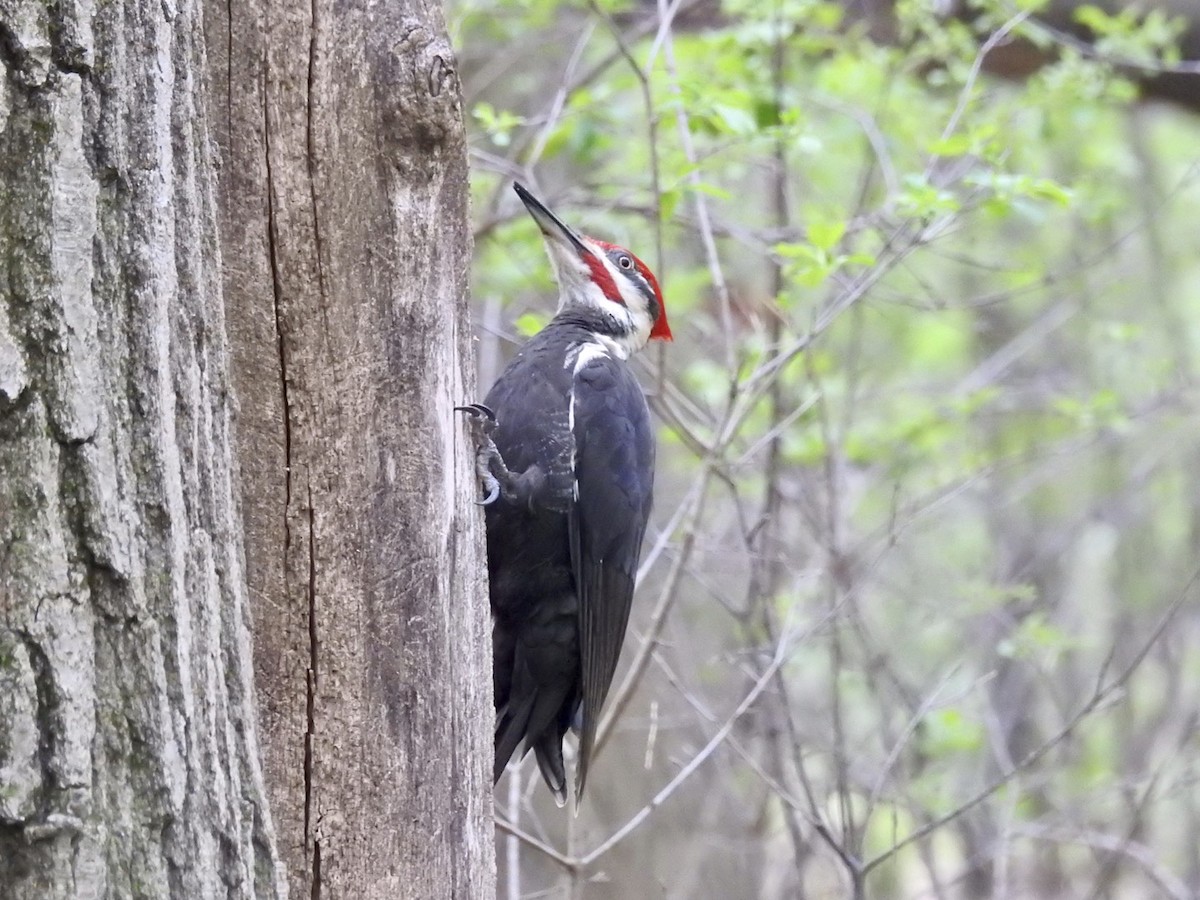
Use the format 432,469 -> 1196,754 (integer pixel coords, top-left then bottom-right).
515,183 -> 672,358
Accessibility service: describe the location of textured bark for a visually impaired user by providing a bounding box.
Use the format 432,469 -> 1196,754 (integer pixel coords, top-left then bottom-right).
206,0 -> 494,895
0,0 -> 284,893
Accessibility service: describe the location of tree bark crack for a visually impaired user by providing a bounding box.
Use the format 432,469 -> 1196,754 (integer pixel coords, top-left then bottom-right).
46,0 -> 91,77
17,632 -> 57,825
304,480 -> 319,895
262,88 -> 293,519
263,77 -> 310,894
0,20 -> 35,85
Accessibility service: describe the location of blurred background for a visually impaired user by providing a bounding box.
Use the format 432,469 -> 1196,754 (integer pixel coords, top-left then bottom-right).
450,0 -> 1200,896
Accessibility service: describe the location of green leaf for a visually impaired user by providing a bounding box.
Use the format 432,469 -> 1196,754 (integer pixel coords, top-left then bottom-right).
713,102 -> 756,136
659,188 -> 682,223
807,219 -> 846,252
927,133 -> 972,157
471,102 -> 525,148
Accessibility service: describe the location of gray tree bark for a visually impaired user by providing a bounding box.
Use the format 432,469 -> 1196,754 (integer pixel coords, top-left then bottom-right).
0,0 -> 285,893
1,0 -> 493,893
205,0 -> 495,894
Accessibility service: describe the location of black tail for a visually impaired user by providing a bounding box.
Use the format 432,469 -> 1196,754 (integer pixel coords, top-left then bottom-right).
491,595 -> 580,803
494,696 -> 533,784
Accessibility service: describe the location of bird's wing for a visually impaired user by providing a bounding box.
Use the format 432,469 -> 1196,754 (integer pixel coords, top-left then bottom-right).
484,342 -> 576,513
568,352 -> 655,799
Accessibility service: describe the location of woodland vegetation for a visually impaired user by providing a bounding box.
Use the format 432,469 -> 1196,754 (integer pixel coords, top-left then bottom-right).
3,0 -> 1198,896
455,0 -> 1200,896
0,0 -> 489,894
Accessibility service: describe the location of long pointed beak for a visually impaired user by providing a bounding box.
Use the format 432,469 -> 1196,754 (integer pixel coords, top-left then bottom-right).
514,183 -> 589,258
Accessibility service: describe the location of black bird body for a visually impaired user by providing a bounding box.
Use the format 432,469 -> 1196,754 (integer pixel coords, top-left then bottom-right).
462,184 -> 671,804
485,314 -> 655,800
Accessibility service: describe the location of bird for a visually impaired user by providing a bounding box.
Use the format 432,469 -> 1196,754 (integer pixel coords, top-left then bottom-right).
457,182 -> 671,806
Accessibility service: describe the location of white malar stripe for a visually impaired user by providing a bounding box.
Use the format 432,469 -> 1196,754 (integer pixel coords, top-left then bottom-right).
598,251 -> 653,352
564,277 -> 636,354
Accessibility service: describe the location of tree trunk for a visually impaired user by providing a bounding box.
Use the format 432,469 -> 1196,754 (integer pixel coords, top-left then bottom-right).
205,0 -> 495,894
1,0 -> 493,892
0,0 -> 285,893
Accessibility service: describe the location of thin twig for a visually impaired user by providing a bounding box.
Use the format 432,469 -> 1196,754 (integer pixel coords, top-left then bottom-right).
581,614 -> 809,867
1027,14 -> 1200,76
1014,823 -> 1192,900
929,11 -> 1034,176
862,567 -> 1199,874
593,465 -> 713,756
657,0 -> 737,372
495,816 -> 577,872
495,612 -> 821,874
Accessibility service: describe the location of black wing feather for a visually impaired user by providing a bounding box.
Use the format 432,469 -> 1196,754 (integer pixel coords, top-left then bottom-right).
568,354 -> 655,798
484,333 -> 579,801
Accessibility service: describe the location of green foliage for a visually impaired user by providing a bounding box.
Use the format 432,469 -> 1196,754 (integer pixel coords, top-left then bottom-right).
1074,4 -> 1187,65
453,0 -> 1200,893
472,102 -> 525,147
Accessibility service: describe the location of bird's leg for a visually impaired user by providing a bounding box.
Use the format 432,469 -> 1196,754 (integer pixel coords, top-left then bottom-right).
455,403 -> 517,505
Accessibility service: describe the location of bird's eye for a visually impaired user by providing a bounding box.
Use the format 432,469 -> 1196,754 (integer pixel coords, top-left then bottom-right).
618,255 -> 634,270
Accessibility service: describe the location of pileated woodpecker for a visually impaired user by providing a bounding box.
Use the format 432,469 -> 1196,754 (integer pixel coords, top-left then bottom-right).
458,183 -> 671,805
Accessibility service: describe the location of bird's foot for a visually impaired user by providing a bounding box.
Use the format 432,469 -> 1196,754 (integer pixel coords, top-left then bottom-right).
455,403 -> 508,505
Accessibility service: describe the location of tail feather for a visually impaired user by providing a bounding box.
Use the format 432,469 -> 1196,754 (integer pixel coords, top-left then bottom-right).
494,683 -> 576,800
533,737 -> 568,808
494,698 -> 534,784
492,595 -> 580,799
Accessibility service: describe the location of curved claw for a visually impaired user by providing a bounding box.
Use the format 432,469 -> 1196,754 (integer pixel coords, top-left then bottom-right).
458,402 -> 508,504
454,403 -> 496,422
476,480 -> 501,506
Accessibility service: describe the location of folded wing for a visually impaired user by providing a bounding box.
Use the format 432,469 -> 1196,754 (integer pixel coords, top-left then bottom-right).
567,352 -> 656,799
